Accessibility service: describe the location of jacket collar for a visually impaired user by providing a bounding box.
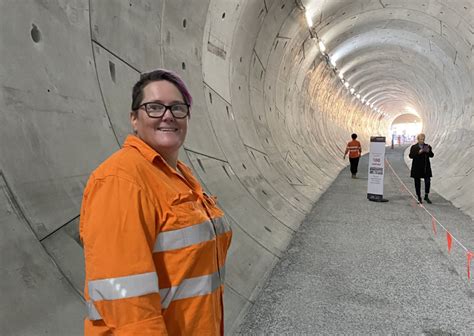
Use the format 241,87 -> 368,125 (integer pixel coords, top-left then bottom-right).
123,135 -> 161,164
123,135 -> 204,194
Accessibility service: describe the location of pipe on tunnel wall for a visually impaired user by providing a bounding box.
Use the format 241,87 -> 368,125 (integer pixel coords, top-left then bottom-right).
0,0 -> 472,334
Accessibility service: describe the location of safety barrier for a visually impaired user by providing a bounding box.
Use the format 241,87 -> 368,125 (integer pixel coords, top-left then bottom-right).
385,159 -> 474,280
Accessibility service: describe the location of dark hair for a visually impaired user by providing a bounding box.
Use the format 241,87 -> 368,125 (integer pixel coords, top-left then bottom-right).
351,133 -> 357,140
131,69 -> 193,112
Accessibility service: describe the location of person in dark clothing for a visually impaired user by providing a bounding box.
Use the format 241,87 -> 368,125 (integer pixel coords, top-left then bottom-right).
409,133 -> 434,204
344,133 -> 362,178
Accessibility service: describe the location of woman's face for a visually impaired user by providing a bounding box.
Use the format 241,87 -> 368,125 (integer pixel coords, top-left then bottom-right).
131,80 -> 188,160
417,134 -> 425,144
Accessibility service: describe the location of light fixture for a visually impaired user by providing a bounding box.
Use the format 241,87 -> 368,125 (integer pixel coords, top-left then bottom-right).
330,58 -> 336,67
305,12 -> 313,27
318,40 -> 326,52
344,82 -> 349,88
350,88 -> 355,94
338,72 -> 344,79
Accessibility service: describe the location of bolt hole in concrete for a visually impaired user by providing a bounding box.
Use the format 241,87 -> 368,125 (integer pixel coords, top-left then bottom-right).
109,61 -> 116,83
31,24 -> 41,43
209,92 -> 212,103
222,165 -> 231,179
182,19 -> 186,28
221,12 -> 225,19
197,158 -> 205,172
181,62 -> 186,70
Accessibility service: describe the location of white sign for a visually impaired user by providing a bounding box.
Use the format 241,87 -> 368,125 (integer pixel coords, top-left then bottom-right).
367,136 -> 386,201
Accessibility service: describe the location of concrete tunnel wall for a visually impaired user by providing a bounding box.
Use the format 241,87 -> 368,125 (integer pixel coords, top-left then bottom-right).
0,0 -> 472,334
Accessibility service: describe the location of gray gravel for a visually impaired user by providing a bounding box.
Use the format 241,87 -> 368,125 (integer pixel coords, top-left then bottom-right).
237,146 -> 474,335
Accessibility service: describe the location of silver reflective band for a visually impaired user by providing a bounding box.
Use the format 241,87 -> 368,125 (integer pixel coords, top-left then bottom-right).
154,216 -> 231,252
219,265 -> 226,282
154,220 -> 214,252
160,270 -> 223,309
88,272 -> 159,301
87,301 -> 102,321
87,267 -> 227,319
212,216 -> 232,235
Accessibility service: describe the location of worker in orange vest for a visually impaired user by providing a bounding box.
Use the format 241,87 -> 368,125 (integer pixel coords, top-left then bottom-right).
343,133 -> 362,178
80,69 -> 232,335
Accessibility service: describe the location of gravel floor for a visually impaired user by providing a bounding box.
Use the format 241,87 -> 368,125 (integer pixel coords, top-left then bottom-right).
237,146 -> 474,335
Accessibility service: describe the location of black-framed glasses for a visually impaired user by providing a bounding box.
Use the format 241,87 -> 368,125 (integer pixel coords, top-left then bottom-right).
139,102 -> 190,119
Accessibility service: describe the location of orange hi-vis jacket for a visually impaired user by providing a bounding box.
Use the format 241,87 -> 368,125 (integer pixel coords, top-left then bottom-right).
80,135 -> 232,335
345,140 -> 362,159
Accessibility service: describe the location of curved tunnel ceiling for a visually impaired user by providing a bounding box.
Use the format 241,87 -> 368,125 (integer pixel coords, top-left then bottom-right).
0,0 -> 472,334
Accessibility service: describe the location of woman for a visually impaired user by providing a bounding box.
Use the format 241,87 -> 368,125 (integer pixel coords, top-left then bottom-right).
80,69 -> 232,335
343,133 -> 362,178
409,133 -> 434,204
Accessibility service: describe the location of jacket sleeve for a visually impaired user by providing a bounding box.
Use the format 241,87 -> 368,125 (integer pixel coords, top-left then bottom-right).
428,145 -> 434,158
80,174 -> 168,335
408,145 -> 418,159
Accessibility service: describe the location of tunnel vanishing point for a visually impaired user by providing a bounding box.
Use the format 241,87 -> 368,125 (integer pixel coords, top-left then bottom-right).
0,0 -> 472,335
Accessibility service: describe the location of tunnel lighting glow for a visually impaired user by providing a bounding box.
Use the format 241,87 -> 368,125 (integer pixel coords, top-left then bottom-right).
356,94 -> 361,99
338,72 -> 344,79
344,82 -> 349,88
391,121 -> 423,142
330,58 -> 336,67
361,97 -> 366,103
405,106 -> 418,115
305,12 -> 313,27
366,101 -> 370,106
350,88 -> 355,94
318,40 -> 326,52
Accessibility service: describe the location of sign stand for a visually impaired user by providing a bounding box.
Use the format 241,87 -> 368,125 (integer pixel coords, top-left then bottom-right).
367,136 -> 389,202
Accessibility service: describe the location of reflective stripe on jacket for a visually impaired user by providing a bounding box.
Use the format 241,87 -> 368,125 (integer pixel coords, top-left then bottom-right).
80,135 -> 232,335
345,140 -> 362,158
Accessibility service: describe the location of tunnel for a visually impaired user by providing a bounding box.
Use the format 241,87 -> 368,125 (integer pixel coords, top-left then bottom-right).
0,0 -> 472,334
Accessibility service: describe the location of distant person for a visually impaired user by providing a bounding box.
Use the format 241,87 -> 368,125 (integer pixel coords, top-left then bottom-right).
80,69 -> 232,335
344,133 -> 362,178
409,133 -> 434,204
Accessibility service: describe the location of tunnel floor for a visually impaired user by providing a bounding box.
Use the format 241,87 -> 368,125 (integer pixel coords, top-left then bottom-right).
237,146 -> 474,335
